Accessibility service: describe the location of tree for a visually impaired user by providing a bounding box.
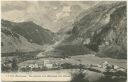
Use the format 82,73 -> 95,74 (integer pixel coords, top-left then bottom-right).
11,58 -> 18,72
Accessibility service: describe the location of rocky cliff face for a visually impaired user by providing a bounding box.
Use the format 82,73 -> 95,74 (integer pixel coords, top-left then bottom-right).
57,2 -> 127,59
1,20 -> 55,53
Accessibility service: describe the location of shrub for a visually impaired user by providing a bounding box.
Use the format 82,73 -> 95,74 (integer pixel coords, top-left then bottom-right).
71,71 -> 89,82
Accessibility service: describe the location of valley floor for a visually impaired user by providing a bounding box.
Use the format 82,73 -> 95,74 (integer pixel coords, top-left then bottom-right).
19,55 -> 127,69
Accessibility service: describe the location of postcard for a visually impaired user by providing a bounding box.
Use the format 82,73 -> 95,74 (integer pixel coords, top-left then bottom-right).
1,0 -> 127,82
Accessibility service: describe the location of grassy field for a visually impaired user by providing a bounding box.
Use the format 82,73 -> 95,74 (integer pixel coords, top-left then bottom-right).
66,55 -> 127,69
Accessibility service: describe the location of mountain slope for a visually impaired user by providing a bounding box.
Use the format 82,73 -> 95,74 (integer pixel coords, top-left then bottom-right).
1,27 -> 43,53
1,20 -> 55,53
1,20 -> 55,45
56,2 -> 127,59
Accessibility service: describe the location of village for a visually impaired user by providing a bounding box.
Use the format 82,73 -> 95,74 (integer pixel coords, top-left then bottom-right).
2,54 -> 126,76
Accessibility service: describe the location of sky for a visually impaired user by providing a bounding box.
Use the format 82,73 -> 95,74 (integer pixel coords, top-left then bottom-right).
1,1 -> 98,32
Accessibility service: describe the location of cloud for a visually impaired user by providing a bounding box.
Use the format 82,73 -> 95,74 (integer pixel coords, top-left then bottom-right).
1,1 -> 29,12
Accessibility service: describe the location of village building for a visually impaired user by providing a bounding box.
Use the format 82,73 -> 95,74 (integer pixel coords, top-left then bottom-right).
43,60 -> 53,69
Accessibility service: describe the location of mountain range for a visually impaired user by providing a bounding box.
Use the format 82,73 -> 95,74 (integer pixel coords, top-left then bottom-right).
1,1 -> 127,59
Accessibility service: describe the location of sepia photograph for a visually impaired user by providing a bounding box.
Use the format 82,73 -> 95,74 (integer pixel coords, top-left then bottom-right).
1,0 -> 127,82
